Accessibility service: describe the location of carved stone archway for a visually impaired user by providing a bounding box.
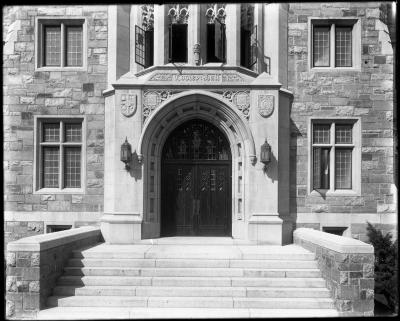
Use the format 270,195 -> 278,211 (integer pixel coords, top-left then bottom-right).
137,91 -> 256,238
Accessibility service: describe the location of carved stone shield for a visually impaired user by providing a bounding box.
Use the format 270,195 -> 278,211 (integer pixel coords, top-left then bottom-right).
258,95 -> 274,118
121,94 -> 137,117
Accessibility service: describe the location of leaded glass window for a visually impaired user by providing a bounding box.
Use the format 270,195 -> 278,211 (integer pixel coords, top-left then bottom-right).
66,26 -> 83,67
44,26 -> 61,66
39,20 -> 84,68
335,27 -> 352,67
312,122 -> 355,191
313,26 -> 330,67
312,22 -> 354,68
38,119 -> 83,190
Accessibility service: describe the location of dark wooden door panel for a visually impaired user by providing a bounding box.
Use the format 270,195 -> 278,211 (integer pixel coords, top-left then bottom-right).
161,119 -> 232,237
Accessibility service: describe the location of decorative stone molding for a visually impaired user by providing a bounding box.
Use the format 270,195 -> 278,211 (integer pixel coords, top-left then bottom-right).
168,4 -> 189,24
218,90 -> 251,120
205,3 -> 226,24
258,94 -> 274,118
120,94 -> 137,117
193,44 -> 201,65
142,90 -> 181,123
141,5 -> 154,30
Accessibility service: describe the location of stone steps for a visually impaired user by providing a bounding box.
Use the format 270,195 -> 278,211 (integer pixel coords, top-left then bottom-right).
53,285 -> 331,298
67,258 -> 318,268
57,275 -> 327,287
47,295 -> 335,309
63,266 -> 322,277
38,307 -> 340,319
45,242 -> 338,318
71,250 -> 316,261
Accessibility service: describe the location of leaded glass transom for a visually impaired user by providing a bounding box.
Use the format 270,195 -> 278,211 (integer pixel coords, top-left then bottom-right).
162,120 -> 231,161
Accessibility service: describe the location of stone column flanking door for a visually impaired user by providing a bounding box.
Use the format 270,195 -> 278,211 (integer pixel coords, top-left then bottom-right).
101,90 -> 143,243
247,75 -> 292,245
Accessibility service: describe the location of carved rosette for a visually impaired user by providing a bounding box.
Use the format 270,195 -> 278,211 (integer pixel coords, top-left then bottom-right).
258,95 -> 274,118
142,90 -> 181,123
120,94 -> 137,117
219,90 -> 250,120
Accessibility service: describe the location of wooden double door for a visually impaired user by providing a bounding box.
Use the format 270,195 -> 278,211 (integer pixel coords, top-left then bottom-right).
161,162 -> 231,236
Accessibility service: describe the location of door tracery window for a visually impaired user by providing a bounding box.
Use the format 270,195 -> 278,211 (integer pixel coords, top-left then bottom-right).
162,120 -> 231,161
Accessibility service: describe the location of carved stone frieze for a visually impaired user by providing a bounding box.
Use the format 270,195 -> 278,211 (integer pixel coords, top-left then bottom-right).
218,90 -> 251,120
142,90 -> 181,123
149,72 -> 244,83
142,88 -> 251,123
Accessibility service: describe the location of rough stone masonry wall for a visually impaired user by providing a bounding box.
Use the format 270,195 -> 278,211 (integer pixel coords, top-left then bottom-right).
288,2 -> 396,240
3,6 -> 108,247
6,228 -> 101,319
294,231 -> 375,316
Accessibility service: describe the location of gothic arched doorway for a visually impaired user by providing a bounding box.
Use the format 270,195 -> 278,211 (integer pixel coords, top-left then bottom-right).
161,119 -> 232,236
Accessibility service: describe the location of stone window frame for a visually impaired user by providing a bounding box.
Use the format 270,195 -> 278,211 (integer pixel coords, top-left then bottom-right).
33,115 -> 86,194
308,117 -> 361,196
35,16 -> 88,71
308,17 -> 361,71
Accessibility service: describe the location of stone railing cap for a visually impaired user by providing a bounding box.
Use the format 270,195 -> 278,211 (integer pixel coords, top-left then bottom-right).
7,226 -> 100,252
294,228 -> 374,254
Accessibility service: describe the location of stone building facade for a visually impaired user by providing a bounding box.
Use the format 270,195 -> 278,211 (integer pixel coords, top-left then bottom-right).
3,3 -> 396,248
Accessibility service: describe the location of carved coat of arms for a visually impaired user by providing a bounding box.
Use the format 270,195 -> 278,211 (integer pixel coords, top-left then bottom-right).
120,94 -> 137,117
258,95 -> 274,118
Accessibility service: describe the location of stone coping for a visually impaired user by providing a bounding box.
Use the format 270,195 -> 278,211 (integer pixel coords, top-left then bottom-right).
7,226 -> 101,252
294,228 -> 374,254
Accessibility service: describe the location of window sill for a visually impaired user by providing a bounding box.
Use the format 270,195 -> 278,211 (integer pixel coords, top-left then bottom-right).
35,66 -> 86,72
310,67 -> 361,72
310,189 -> 360,197
34,188 -> 85,194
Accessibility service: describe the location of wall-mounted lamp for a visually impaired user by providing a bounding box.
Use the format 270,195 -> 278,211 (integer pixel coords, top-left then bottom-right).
260,139 -> 271,165
120,137 -> 132,170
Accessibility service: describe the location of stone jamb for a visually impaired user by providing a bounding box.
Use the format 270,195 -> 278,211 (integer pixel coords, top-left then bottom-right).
294,228 -> 374,316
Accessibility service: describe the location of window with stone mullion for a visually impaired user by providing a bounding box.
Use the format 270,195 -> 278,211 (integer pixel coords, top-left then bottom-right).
39,120 -> 82,189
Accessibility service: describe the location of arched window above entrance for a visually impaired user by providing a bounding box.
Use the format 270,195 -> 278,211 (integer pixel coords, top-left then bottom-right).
162,119 -> 231,161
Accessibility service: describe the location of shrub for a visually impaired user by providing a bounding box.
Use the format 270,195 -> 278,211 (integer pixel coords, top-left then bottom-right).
366,222 -> 398,314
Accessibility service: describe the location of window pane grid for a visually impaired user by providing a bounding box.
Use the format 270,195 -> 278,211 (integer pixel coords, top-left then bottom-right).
313,124 -> 330,144
44,26 -> 61,66
64,147 -> 81,188
66,26 -> 83,67
43,123 -> 60,142
43,147 -> 59,188
65,123 -> 82,142
335,27 -> 352,67
335,149 -> 352,189
313,26 -> 330,67
335,125 -> 353,144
